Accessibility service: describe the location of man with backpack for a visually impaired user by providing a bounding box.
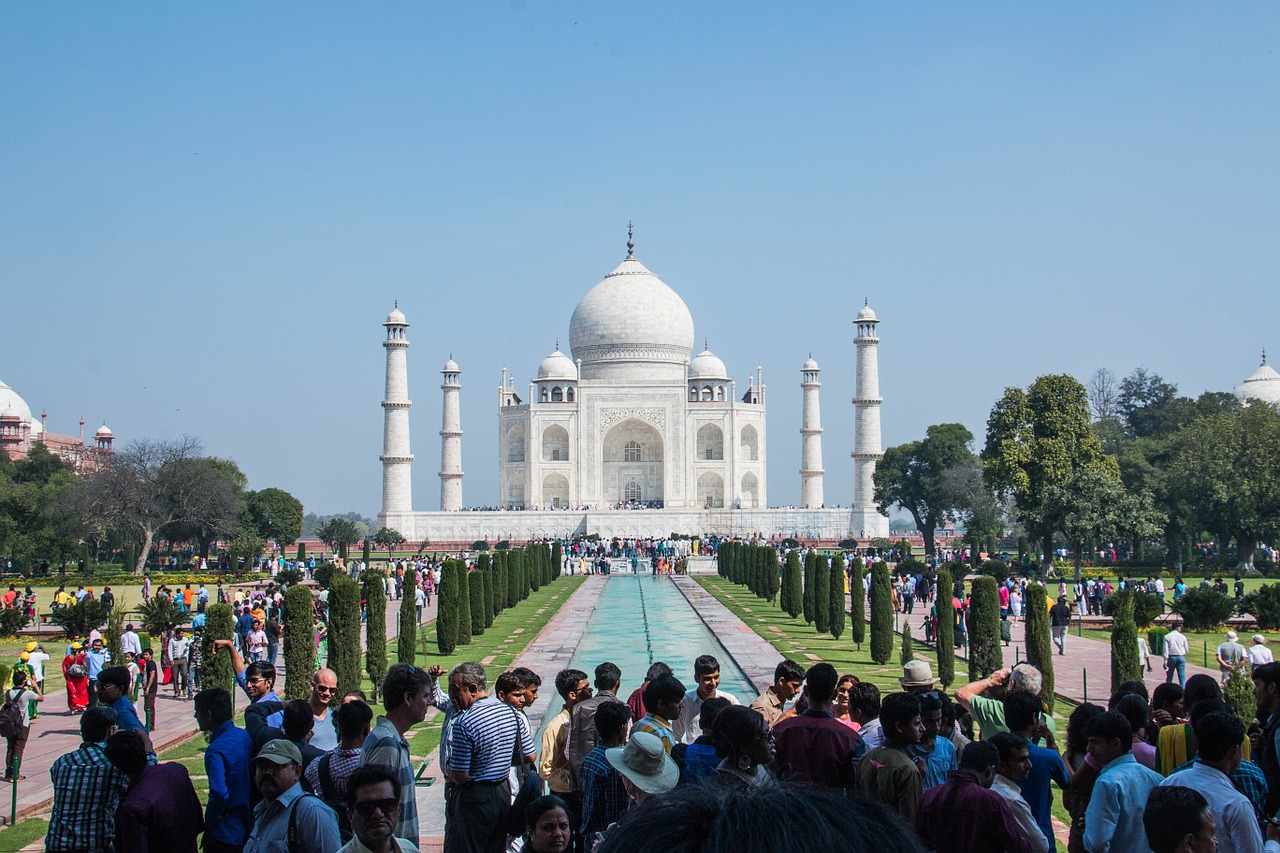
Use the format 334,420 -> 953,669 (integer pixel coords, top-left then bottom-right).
305,699 -> 373,845
1,670 -> 42,781
243,739 -> 340,853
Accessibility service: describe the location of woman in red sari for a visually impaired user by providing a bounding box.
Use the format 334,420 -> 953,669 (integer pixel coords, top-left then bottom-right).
62,643 -> 89,713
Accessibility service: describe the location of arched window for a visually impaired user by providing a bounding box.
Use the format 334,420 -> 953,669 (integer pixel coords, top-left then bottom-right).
689,387 -> 698,402
540,388 -> 549,403
715,385 -> 725,401
566,387 -> 575,402
624,481 -> 642,502
624,441 -> 641,462
551,386 -> 563,402
702,385 -> 713,402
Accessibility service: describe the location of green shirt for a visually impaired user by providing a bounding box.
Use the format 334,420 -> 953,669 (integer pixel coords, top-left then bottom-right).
969,693 -> 1058,742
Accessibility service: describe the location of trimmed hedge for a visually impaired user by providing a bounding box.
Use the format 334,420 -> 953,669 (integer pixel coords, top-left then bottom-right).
829,554 -> 846,640
934,567 -> 954,688
201,603 -> 236,694
781,551 -> 802,618
398,569 -> 418,664
968,576 -> 1002,680
869,561 -> 893,665
900,623 -> 914,666
437,560 -> 459,655
1110,592 -> 1141,694
283,585 -> 316,700
365,571 -> 388,703
468,566 -> 485,637
850,558 -> 866,649
813,555 -> 831,634
803,551 -> 817,625
327,573 -> 362,699
1024,583 -> 1055,712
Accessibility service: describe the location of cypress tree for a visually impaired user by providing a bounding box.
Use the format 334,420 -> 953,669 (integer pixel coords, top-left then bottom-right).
493,551 -> 507,615
934,567 -> 955,688
506,550 -> 520,608
750,547 -> 763,598
552,541 -> 563,580
850,558 -> 866,649
813,555 -> 831,633
297,542 -> 306,562
457,561 -> 474,645
436,561 -> 459,655
968,576 -> 1003,680
1024,583 -> 1055,712
1110,593 -> 1141,694
529,546 -> 542,593
479,554 -> 495,627
781,551 -> 802,618
803,551 -> 817,624
201,603 -> 236,694
398,569 -> 418,664
829,554 -> 846,640
519,549 -> 532,600
327,572 -> 362,699
900,623 -> 915,665
717,541 -> 727,578
869,561 -> 893,665
283,585 -> 316,699
468,566 -> 486,636
362,539 -> 372,566
365,571 -> 388,703
765,548 -> 780,604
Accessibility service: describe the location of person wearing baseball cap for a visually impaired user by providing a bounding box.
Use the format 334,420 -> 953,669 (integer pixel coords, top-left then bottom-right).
244,739 -> 339,853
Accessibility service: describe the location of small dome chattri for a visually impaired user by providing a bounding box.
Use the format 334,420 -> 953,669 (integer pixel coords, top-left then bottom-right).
95,424 -> 113,436
1238,351 -> 1280,406
688,347 -> 729,380
803,356 -> 819,371
443,358 -> 459,373
386,307 -> 407,326
856,303 -> 878,322
537,349 -> 577,382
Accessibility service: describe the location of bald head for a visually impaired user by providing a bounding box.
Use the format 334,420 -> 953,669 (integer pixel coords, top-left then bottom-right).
311,668 -> 338,710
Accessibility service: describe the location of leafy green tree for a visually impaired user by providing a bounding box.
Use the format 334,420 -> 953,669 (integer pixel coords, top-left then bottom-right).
136,596 -> 192,636
373,527 -> 406,561
1244,585 -> 1280,631
201,604 -> 236,694
245,487 -> 304,548
874,423 -> 977,556
829,554 -> 846,640
900,623 -> 914,666
398,569 -> 418,664
436,561 -> 460,655
813,555 -> 831,633
934,566 -> 954,688
327,573 -> 362,699
365,571 -> 388,703
283,585 -> 316,700
982,375 -> 1119,570
316,517 -> 362,559
229,531 -> 265,572
967,576 -> 1002,680
1110,593 -> 1141,694
869,562 -> 893,664
1170,587 -> 1237,630
468,566 -> 485,637
1101,587 -> 1163,629
781,551 -> 802,619
1225,662 -> 1257,729
104,605 -> 125,665
803,551 -> 817,624
1024,583 -> 1055,712
849,558 -> 866,650
1042,468 -> 1165,575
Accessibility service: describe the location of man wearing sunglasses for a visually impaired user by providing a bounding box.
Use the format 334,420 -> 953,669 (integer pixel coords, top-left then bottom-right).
341,764 -> 418,853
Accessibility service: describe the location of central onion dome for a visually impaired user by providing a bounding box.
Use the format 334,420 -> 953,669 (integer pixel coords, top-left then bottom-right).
1238,352 -> 1280,406
569,240 -> 695,381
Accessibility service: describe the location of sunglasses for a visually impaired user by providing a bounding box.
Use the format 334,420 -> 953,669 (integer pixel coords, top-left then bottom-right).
352,798 -> 400,817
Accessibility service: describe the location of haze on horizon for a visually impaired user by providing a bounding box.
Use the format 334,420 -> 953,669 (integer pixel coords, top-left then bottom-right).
2,4 -> 1276,522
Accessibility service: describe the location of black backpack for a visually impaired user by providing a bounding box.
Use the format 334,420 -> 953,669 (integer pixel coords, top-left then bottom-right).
0,690 -> 24,738
313,753 -> 354,844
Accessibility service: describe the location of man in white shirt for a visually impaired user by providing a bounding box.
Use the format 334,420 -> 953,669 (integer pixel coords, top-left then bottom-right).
1161,711 -> 1264,853
1249,635 -> 1275,668
121,625 -> 142,658
1164,623 -> 1189,687
673,654 -> 738,743
987,733 -> 1049,853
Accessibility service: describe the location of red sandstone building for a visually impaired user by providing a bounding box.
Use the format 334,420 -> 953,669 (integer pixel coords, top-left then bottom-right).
0,378 -> 113,472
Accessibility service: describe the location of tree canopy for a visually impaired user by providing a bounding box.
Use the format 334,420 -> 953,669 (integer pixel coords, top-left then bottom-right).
873,422 -> 976,556
245,487 -> 304,546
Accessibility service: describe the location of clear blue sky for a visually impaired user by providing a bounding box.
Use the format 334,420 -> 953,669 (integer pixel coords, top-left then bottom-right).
3,4 -> 1277,519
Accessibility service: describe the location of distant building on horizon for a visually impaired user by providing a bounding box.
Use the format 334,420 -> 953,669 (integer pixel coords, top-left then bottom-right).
0,377 -> 114,472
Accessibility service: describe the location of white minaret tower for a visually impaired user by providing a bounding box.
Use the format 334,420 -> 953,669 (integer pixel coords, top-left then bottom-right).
799,355 -> 825,508
851,301 -> 890,538
439,357 -> 463,511
380,304 -> 413,523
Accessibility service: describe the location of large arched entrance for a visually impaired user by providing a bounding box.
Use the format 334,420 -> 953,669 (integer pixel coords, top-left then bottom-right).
602,419 -> 664,507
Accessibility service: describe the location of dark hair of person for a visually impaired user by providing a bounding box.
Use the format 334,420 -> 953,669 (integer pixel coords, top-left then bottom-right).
594,662 -> 622,691
1254,662 -> 1280,693
774,659 -> 805,684
524,794 -> 570,836
103,730 -> 148,776
283,699 -> 315,740
699,697 -> 732,731
97,666 -> 131,691
1114,694 -> 1149,735
1109,679 -> 1149,708
195,688 -> 234,725
694,655 -> 720,678
1188,698 -> 1229,728
335,699 -> 374,741
645,662 -> 672,682
245,660 -> 276,684
803,663 -> 838,704
594,700 -> 632,742
511,666 -> 542,689
10,670 -> 25,687
555,668 -> 589,701
383,663 -> 432,712
1150,683 -> 1185,714
712,705 -> 768,762
959,740 -> 999,773
1003,691 -> 1044,734
1084,711 -> 1133,753
81,706 -> 118,743
1183,674 -> 1221,709
643,673 -> 686,710
346,763 -> 402,809
594,780 -> 924,853
343,689 -> 368,702
918,692 -> 942,716
847,682 -> 881,719
1066,703 -> 1105,755
987,731 -> 1030,765
1144,786 -> 1209,853
496,671 -> 523,697
1194,711 -> 1246,763
879,692 -> 922,742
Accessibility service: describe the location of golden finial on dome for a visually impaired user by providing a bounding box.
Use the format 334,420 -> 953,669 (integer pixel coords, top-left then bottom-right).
626,222 -> 635,259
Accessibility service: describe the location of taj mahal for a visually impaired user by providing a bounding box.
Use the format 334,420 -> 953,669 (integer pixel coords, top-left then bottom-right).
377,233 -> 892,544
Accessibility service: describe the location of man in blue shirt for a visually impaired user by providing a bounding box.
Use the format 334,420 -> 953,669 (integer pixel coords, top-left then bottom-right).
212,639 -> 285,736
196,687 -> 253,853
96,667 -> 145,732
235,607 -> 255,652
1083,711 -> 1162,853
84,637 -> 110,710
910,692 -> 957,790
1005,691 -> 1069,851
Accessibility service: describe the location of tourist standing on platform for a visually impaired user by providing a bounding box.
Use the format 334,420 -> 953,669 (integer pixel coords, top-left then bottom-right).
84,636 -> 109,709
168,626 -> 192,699
911,691 -> 958,791
626,662 -> 669,724
579,701 -> 632,840
856,691 -> 925,822
632,674 -> 685,755
540,668 -> 590,837
340,764 -> 420,853
26,641 -> 50,713
709,705 -> 775,788
362,663 -> 432,845
955,665 -> 1056,741
63,642 -> 89,714
748,659 -> 804,727
674,655 -> 739,743
444,660 -> 535,853
770,662 -> 860,791
47,707 -> 145,853
196,687 -> 254,853
848,682 -> 883,755
243,739 -> 341,853
307,698 -> 373,845
1082,711 -> 1163,853
986,733 -> 1049,853
1003,692 -> 1068,851
2,670 -> 41,781
567,662 -> 624,783
95,666 -> 143,733
1217,631 -> 1248,683
1050,596 -> 1073,655
1160,711 -> 1265,853
104,728 -> 204,853
915,741 -> 1035,853
212,639 -> 286,735
1164,623 -> 1189,687
671,697 -> 730,785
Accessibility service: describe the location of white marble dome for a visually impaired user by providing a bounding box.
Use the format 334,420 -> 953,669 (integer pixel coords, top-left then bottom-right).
569,255 -> 695,376
803,356 -> 819,371
386,307 -> 407,326
95,424 -> 113,437
856,304 -> 878,322
688,347 -> 728,380
537,349 -> 577,381
1238,355 -> 1280,406
0,379 -> 40,436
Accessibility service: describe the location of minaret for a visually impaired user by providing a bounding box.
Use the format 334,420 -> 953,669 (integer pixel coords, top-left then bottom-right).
851,301 -> 889,538
439,357 -> 463,511
800,355 -> 825,508
380,305 -> 413,520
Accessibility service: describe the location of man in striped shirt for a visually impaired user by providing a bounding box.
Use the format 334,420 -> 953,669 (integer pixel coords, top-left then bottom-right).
445,661 -> 536,853
361,663 -> 433,846
632,673 -> 686,755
